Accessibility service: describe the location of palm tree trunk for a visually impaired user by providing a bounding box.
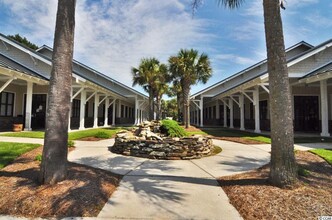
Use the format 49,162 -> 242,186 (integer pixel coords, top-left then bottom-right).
182,80 -> 191,128
156,96 -> 161,120
40,0 -> 76,185
148,89 -> 154,120
263,0 -> 297,187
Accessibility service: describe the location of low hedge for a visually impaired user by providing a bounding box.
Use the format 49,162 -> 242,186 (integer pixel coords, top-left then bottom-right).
160,119 -> 187,137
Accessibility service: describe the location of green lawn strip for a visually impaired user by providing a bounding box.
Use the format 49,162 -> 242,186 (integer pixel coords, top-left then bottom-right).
68,128 -> 124,140
186,131 -> 208,136
244,136 -> 271,144
0,131 -> 45,139
0,142 -> 41,169
0,128 -> 127,140
309,148 -> 332,165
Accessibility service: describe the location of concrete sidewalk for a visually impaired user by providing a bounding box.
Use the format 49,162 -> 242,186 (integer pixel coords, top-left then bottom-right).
68,139 -> 271,220
1,136 -> 331,220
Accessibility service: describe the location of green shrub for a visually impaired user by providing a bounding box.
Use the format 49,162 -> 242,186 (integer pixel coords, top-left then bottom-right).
67,140 -> 75,148
94,131 -> 111,139
160,119 -> 187,137
35,154 -> 42,161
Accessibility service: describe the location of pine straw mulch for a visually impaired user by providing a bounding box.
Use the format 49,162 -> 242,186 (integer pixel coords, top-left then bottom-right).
0,146 -> 122,218
219,151 -> 332,220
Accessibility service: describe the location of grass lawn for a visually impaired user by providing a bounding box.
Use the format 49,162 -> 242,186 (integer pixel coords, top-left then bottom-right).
199,128 -> 272,144
309,148 -> 332,165
0,127 -> 128,140
0,142 -> 41,169
0,131 -> 45,139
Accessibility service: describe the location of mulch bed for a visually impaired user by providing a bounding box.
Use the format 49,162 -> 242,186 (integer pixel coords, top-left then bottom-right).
0,146 -> 121,218
219,151 -> 332,219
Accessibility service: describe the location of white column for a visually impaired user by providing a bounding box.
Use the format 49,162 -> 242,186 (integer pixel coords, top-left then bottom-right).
135,98 -> 138,125
200,97 -> 203,127
223,103 -> 227,127
320,80 -> 330,136
240,94 -> 245,130
254,86 -> 261,133
104,97 -> 109,126
79,89 -> 86,130
68,87 -> 73,131
140,110 -> 143,123
112,99 -> 116,126
24,81 -> 33,131
229,98 -> 234,128
93,94 -> 99,128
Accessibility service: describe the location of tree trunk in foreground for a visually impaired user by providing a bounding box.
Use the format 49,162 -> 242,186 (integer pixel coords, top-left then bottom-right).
263,0 -> 297,187
40,0 -> 76,185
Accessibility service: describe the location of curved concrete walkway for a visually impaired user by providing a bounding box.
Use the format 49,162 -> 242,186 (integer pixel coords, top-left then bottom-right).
68,139 -> 271,220
2,136 -> 331,220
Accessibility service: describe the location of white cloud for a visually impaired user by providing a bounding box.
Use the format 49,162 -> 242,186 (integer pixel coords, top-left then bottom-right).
215,53 -> 256,65
1,0 -> 213,87
304,11 -> 332,28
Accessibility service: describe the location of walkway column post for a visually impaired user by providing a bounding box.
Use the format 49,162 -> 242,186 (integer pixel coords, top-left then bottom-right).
79,89 -> 86,130
200,96 -> 203,127
223,103 -> 227,127
229,98 -> 234,128
134,97 -> 138,125
320,80 -> 330,136
112,99 -> 116,126
93,94 -> 99,128
24,81 -> 33,131
239,94 -> 245,130
254,86 -> 261,133
68,87 -> 73,131
104,97 -> 109,126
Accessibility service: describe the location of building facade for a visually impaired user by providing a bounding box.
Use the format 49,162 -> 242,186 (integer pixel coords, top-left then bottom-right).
190,39 -> 332,137
0,34 -> 148,131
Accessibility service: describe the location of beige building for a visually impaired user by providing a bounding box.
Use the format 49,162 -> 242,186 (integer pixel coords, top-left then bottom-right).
0,33 -> 148,131
190,39 -> 332,137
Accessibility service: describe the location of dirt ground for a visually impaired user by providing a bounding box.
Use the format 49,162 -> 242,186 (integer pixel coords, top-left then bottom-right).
0,146 -> 121,218
219,151 -> 332,220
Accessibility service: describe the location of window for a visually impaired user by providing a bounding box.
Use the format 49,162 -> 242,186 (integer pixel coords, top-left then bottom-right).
85,102 -> 89,117
0,92 -> 14,117
121,105 -> 124,117
259,100 -> 268,120
72,99 -> 80,118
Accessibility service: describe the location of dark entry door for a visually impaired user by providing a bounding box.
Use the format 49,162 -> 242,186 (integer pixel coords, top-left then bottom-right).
294,96 -> 319,132
24,94 -> 47,129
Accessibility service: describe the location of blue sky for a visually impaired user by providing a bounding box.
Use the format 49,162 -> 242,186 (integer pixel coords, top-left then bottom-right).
0,0 -> 331,96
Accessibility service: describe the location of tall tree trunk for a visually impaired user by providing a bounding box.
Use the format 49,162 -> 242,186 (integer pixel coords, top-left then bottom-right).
148,89 -> 154,120
182,80 -> 191,128
40,0 -> 76,184
263,0 -> 297,187
156,96 -> 161,120
177,92 -> 181,122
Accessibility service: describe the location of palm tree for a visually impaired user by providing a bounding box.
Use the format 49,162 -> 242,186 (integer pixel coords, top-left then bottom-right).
154,63 -> 171,120
132,58 -> 161,121
169,49 -> 212,128
40,0 -> 76,184
194,0 -> 297,187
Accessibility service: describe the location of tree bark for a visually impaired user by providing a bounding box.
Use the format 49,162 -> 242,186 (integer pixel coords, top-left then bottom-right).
263,0 -> 297,187
148,89 -> 154,120
40,0 -> 76,185
182,79 -> 191,128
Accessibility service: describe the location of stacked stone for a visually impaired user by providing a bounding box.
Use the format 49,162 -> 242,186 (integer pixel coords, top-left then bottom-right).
112,123 -> 213,160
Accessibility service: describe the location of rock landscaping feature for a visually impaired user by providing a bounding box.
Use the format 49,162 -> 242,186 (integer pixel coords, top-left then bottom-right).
111,121 -> 214,160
